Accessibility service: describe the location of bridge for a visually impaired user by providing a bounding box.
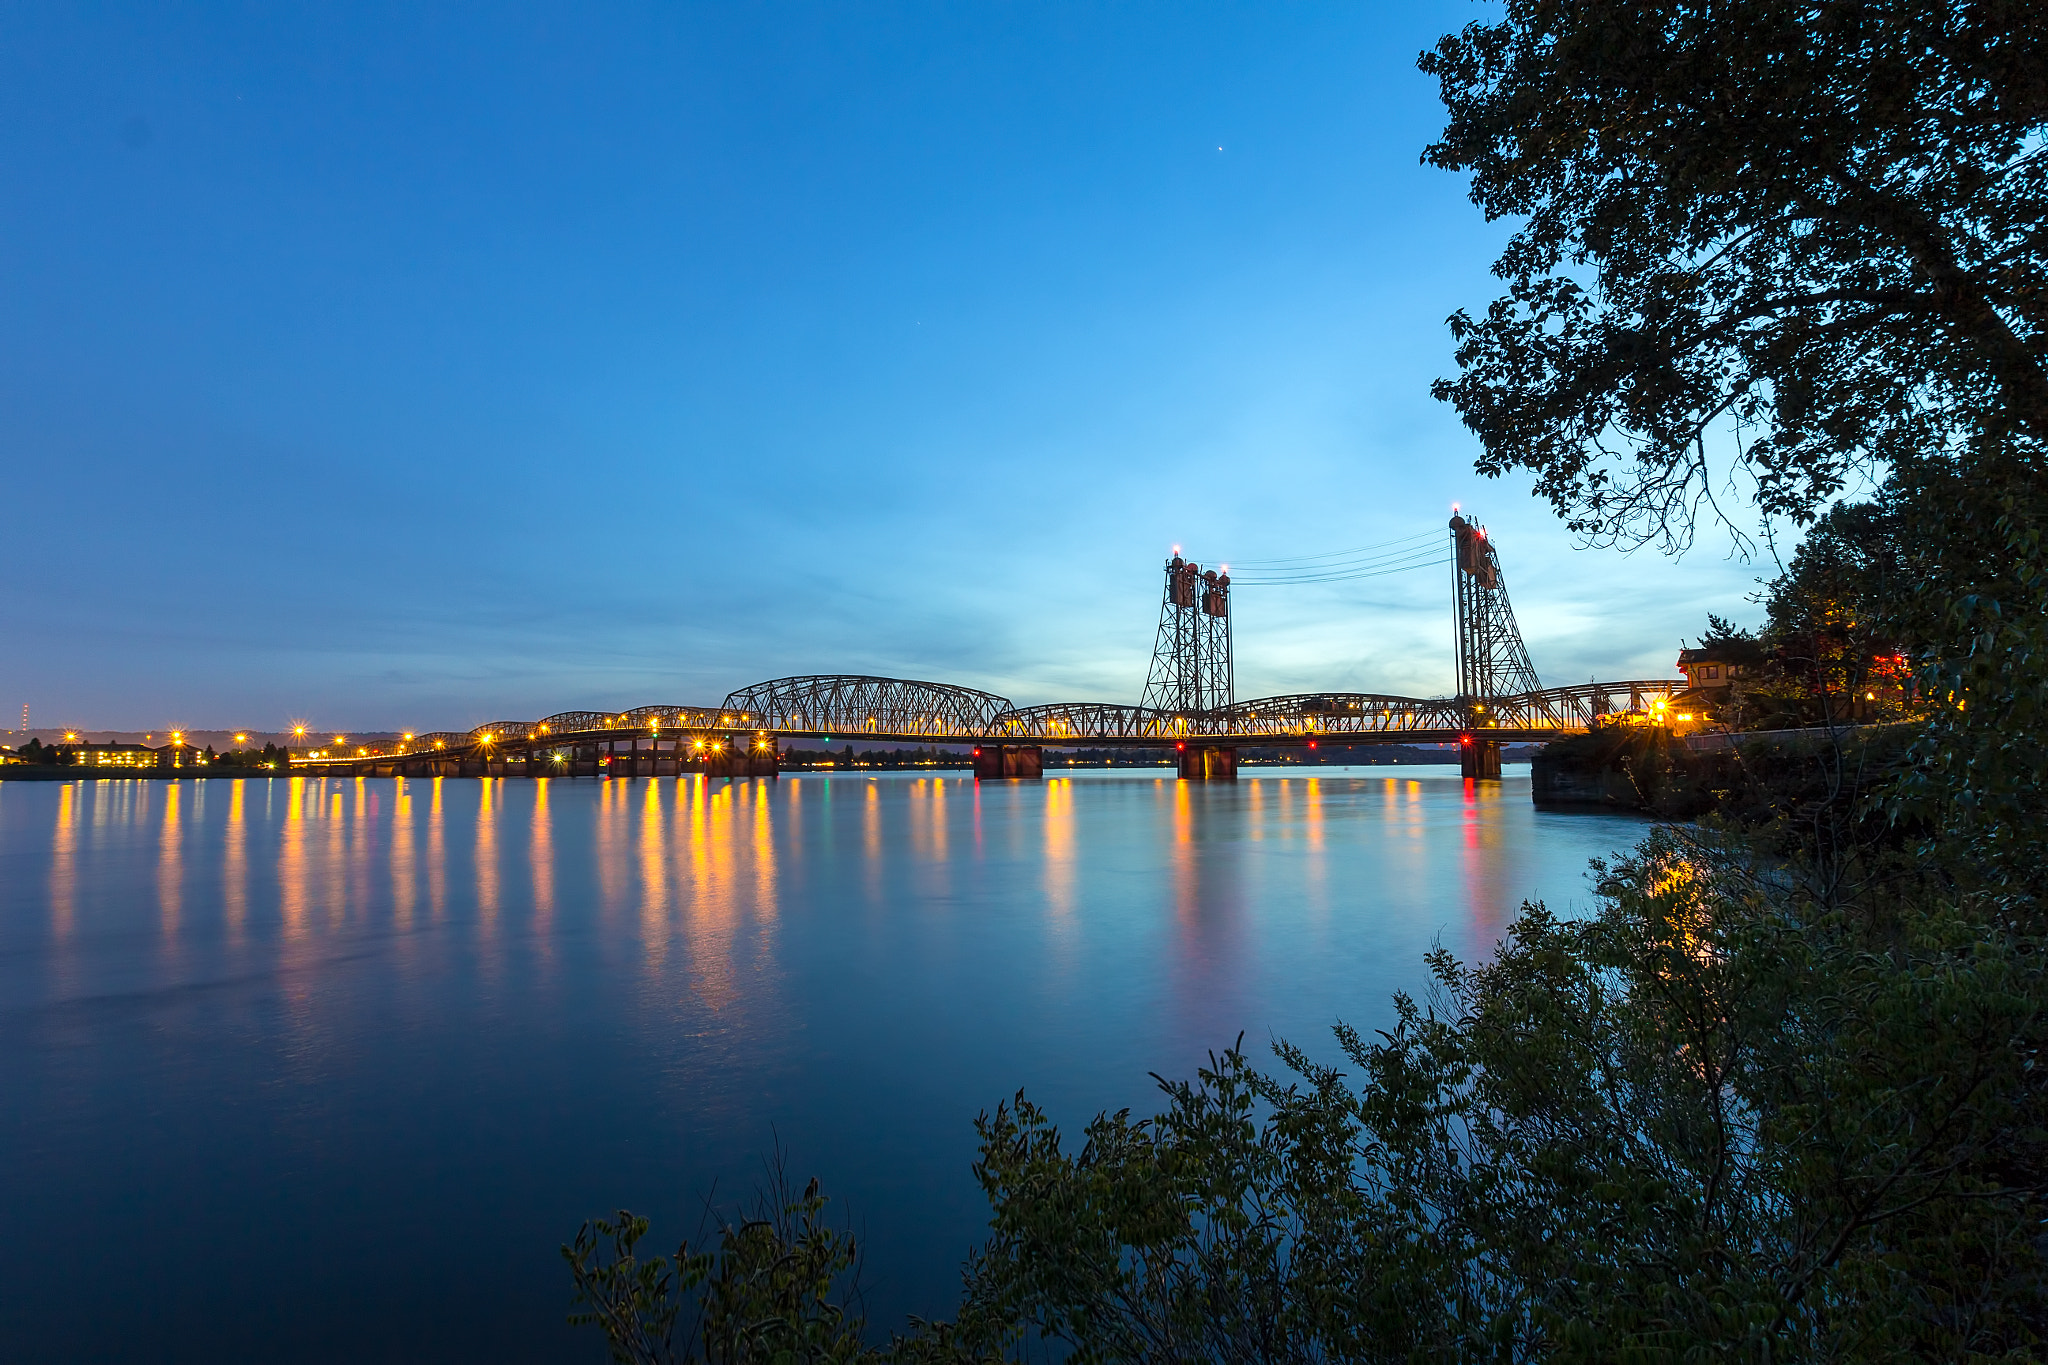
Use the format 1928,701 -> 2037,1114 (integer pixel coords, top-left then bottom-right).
298,514 -> 1683,781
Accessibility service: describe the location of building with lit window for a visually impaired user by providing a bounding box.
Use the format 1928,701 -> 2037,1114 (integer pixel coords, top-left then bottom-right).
1676,647 -> 1746,694
65,743 -> 159,768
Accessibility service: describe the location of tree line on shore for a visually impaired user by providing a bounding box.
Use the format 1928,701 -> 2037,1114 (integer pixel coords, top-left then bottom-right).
567,4 -> 2048,1359
8,738 -> 292,769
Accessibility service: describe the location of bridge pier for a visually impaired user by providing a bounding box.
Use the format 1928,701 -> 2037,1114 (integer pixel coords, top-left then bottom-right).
1459,735 -> 1502,780
973,745 -> 1043,779
702,736 -> 779,778
1177,745 -> 1237,781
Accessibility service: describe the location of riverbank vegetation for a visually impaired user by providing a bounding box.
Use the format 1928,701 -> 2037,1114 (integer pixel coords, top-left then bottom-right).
568,2 -> 2048,1358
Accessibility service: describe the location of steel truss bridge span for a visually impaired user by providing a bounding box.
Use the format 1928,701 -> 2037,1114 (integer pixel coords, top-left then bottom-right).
287,515 -> 1686,778
984,680 -> 1680,744
296,675 -> 1683,771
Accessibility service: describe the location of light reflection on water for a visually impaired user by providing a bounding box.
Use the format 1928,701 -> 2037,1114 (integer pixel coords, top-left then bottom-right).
0,768 -> 1644,1363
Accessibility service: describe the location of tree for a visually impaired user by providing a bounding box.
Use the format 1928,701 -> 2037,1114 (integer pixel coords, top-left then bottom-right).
1754,497 -> 1912,717
1421,0 -> 2048,550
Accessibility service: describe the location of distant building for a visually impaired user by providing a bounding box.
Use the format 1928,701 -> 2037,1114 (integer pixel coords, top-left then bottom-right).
65,743 -> 158,767
54,742 -> 211,769
0,745 -> 22,765
1676,647 -> 1747,694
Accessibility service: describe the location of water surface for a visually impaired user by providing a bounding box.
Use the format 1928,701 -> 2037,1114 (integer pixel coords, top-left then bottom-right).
0,769 -> 1645,1361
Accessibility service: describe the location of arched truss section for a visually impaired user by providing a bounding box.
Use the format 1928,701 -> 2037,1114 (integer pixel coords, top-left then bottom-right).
469,721 -> 537,746
719,675 -> 1014,737
410,731 -> 468,752
988,702 -> 1192,742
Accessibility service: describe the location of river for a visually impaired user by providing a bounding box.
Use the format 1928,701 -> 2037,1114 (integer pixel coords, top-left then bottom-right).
0,768 -> 1645,1361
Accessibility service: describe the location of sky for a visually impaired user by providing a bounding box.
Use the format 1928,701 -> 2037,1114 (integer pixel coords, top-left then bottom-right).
0,2 -> 1777,734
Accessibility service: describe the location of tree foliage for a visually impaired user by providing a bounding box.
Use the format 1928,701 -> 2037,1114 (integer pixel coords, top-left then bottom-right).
1884,442 -> 2048,913
1695,497 -> 1913,727
563,1162 -> 881,1365
1421,0 -> 2048,549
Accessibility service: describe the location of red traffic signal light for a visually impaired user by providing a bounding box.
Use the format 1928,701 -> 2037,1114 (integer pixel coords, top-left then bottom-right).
1460,733 -> 1473,746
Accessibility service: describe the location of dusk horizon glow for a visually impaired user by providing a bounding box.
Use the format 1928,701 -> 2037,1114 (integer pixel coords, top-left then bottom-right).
2,3 -> 1769,733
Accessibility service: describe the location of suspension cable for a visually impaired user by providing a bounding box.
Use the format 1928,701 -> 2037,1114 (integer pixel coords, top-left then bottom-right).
1225,528 -> 1442,569
1228,545 -> 1451,586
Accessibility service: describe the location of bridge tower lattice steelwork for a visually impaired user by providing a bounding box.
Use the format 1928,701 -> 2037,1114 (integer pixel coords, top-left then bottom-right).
1449,513 -> 1541,702
1140,553 -> 1233,715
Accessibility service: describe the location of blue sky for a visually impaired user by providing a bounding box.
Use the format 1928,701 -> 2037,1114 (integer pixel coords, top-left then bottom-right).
1,2 -> 1771,733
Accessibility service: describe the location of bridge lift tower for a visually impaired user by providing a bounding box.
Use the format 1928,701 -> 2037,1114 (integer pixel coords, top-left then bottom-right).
1141,552 -> 1235,778
1450,512 -> 1541,779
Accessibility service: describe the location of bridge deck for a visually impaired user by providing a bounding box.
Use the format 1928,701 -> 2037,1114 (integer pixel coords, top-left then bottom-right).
293,678 -> 1685,770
